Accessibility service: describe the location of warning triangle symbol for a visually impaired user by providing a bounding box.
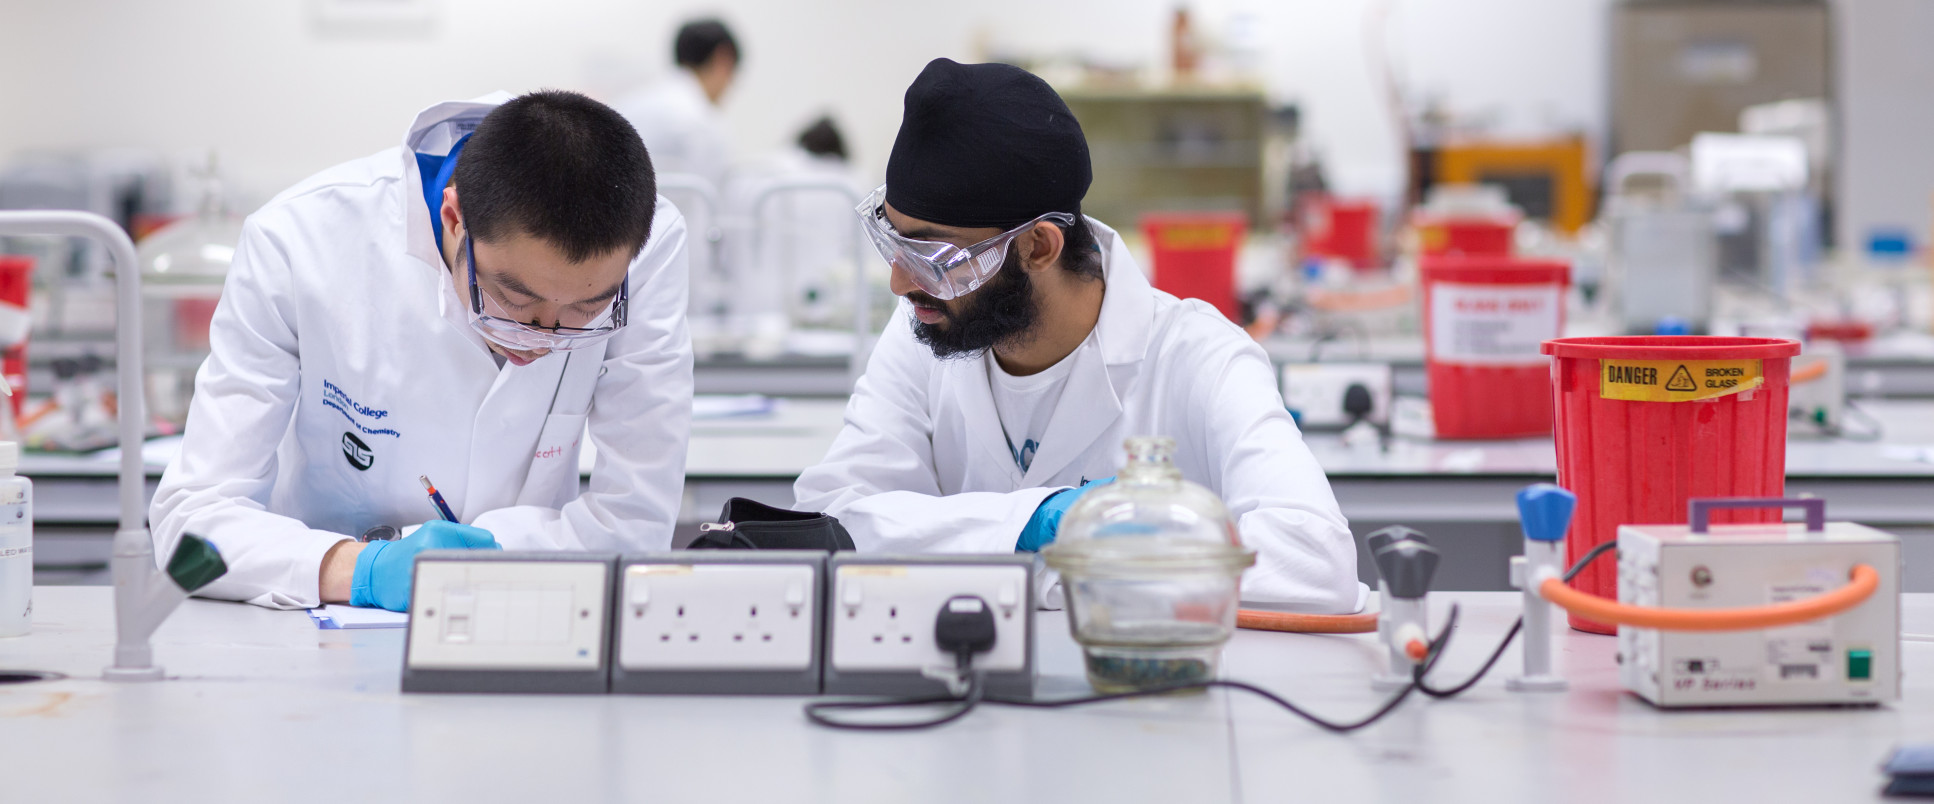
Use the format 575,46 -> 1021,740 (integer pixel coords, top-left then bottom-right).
1665,365 -> 1698,392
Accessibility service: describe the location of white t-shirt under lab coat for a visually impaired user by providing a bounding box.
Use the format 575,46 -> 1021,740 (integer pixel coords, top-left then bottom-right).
988,345 -> 1079,475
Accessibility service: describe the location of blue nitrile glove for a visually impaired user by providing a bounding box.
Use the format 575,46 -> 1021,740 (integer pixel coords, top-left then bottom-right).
1018,476 -> 1115,552
349,521 -> 501,611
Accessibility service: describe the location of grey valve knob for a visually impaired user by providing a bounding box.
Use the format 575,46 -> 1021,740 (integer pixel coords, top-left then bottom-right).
1373,538 -> 1441,600
1366,526 -> 1429,557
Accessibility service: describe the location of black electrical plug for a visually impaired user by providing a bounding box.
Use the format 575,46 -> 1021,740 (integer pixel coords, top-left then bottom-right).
1341,382 -> 1393,452
935,595 -> 997,673
1342,383 -> 1374,423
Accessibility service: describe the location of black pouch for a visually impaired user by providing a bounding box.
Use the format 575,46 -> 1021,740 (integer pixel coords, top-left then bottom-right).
685,498 -> 856,552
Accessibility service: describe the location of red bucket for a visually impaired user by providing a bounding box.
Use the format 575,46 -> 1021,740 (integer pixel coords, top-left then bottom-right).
1142,212 -> 1246,320
1422,256 -> 1568,439
1305,198 -> 1379,269
1415,213 -> 1516,257
1543,336 -> 1802,633
0,256 -> 31,419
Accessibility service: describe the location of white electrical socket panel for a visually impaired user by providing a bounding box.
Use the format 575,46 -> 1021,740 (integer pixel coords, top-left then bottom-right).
402,551 -> 616,695
1280,362 -> 1393,428
823,554 -> 1035,697
610,552 -> 825,695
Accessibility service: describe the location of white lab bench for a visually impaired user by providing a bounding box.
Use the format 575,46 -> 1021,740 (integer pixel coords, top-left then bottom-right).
0,586 -> 1924,802
25,397 -> 1934,588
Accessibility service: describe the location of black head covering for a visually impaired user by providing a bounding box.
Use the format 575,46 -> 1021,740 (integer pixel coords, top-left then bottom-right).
886,59 -> 1092,230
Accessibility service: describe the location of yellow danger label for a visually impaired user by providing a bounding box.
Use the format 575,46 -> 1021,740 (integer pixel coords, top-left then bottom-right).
1599,359 -> 1764,402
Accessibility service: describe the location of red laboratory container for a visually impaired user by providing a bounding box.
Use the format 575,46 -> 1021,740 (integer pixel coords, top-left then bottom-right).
1421,256 -> 1569,439
1142,212 -> 1246,320
1542,336 -> 1802,633
1414,213 -> 1517,257
1305,198 -> 1379,269
0,257 -> 32,419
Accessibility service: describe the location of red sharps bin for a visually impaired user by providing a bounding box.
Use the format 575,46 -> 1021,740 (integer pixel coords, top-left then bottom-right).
1142,213 -> 1246,320
1414,212 -> 1517,257
0,256 -> 31,419
1421,255 -> 1569,439
1305,198 -> 1379,270
1542,336 -> 1803,633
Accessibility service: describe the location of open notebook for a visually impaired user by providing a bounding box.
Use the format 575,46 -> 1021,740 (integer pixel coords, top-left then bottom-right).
308,605 -> 409,629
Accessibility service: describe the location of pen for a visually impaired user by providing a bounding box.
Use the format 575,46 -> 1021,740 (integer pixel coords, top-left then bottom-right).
419,475 -> 458,523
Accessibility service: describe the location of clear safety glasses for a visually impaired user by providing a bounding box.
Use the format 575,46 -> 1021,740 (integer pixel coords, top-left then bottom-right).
855,184 -> 1076,301
465,235 -> 628,353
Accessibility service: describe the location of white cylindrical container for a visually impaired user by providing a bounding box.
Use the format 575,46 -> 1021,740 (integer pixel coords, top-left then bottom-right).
0,442 -> 32,637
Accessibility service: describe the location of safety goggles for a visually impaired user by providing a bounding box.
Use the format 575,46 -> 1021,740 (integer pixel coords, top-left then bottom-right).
855,185 -> 1076,301
465,235 -> 628,353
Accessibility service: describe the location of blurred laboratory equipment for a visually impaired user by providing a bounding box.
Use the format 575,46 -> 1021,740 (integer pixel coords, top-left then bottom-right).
0,442 -> 31,637
137,154 -> 244,428
0,149 -> 173,281
744,177 -> 871,380
1411,184 -> 1519,257
722,117 -> 872,360
1604,151 -> 1717,334
1302,196 -> 1380,270
1610,0 -> 1830,201
0,256 -> 33,429
657,173 -> 728,354
1142,212 -> 1246,320
26,355 -> 118,452
1043,436 -> 1256,692
1420,254 -> 1568,439
1692,132 -> 1821,295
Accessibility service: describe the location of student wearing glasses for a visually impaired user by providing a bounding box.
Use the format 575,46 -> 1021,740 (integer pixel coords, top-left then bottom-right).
151,91 -> 693,611
793,61 -> 1364,612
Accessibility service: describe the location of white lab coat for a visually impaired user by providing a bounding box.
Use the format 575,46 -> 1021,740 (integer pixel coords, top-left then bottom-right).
794,220 -> 1367,612
150,94 -> 695,609
611,70 -> 732,189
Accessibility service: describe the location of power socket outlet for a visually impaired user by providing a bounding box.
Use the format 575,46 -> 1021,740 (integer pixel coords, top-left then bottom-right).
610,551 -> 825,695
403,551 -> 617,695
822,554 -> 1034,698
1281,362 -> 1393,429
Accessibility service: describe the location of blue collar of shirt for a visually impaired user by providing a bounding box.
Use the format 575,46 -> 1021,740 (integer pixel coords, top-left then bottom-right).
415,133 -> 472,256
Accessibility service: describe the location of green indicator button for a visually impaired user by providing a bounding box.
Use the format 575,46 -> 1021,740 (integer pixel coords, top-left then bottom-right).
1848,649 -> 1874,681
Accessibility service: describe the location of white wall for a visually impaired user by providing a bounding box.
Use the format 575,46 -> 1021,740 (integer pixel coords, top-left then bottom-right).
0,0 -> 1614,211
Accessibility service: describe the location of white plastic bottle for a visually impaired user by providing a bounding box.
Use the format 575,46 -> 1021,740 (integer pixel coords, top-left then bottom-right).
0,442 -> 32,637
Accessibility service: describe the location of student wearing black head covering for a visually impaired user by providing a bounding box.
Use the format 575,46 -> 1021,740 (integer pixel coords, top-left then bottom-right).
794,60 -> 1364,612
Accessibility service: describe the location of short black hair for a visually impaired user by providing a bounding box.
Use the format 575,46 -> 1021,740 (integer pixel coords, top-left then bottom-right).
796,116 -> 847,161
674,19 -> 738,69
455,90 -> 656,263
1057,214 -> 1103,281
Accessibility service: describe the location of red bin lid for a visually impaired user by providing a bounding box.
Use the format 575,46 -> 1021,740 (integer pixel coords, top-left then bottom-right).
1541,336 -> 1801,360
1419,254 -> 1568,285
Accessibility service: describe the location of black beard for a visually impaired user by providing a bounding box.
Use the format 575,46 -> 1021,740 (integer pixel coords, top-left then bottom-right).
909,247 -> 1038,359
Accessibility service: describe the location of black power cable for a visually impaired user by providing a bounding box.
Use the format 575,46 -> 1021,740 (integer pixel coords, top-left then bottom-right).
806,601 -> 1463,733
1411,538 -> 1618,697
804,595 -> 995,730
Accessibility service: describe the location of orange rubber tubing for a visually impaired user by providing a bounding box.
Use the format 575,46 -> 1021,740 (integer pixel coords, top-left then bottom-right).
1538,564 -> 1880,632
1790,360 -> 1830,385
1237,609 -> 1379,634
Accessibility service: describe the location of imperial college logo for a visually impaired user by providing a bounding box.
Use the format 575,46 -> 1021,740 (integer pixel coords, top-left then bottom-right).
341,432 -> 375,471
